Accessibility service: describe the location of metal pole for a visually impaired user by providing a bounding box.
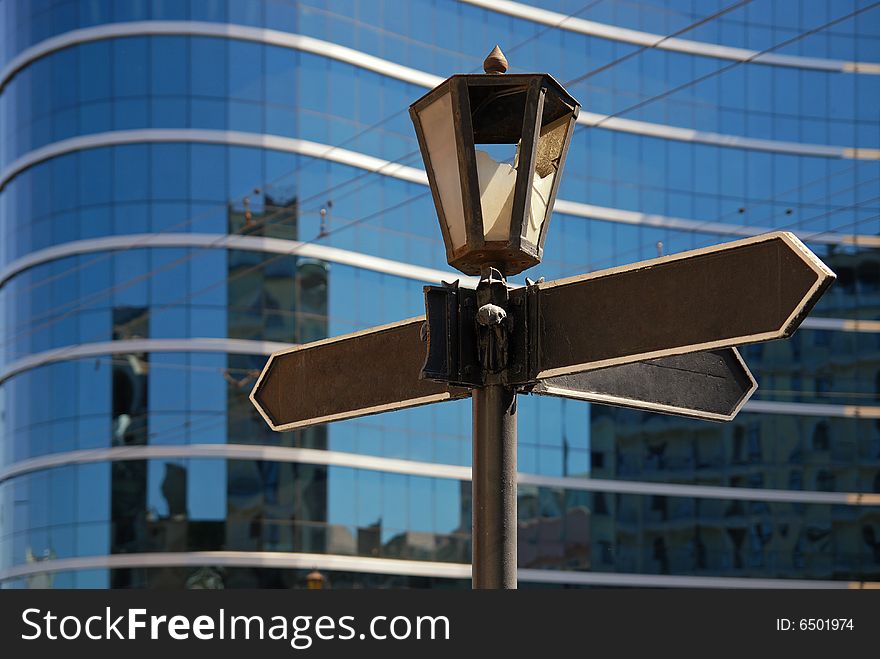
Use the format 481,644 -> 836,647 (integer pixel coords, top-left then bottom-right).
472,383 -> 517,589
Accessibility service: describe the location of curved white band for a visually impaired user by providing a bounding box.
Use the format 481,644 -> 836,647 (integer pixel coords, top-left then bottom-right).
460,0 -> 880,74
0,231 -> 869,345
3,443 -> 878,507
0,231 -> 472,290
1,129 -> 877,250
0,22 -> 876,160
0,337 -> 286,384
2,550 -> 874,588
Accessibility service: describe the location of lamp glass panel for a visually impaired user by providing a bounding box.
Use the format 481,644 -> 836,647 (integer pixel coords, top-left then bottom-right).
418,90 -> 467,249
475,144 -> 518,241
523,112 -> 570,245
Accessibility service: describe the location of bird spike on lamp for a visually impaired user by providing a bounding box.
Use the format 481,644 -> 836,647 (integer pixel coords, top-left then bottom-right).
409,46 -> 580,277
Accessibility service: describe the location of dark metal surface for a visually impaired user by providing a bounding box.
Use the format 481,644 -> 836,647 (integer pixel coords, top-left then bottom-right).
507,78 -> 544,249
250,318 -> 470,431
472,383 -> 518,589
476,266 -> 512,382
531,348 -> 756,421
421,283 -> 481,386
529,232 -> 835,380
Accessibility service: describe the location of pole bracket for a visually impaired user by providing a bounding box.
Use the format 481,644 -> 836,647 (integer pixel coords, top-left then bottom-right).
421,268 -> 533,387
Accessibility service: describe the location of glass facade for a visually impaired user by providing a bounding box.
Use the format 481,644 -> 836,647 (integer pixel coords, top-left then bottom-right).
0,0 -> 878,588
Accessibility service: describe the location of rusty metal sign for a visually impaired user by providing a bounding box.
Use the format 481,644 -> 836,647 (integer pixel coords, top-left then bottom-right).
530,348 -> 756,422
250,317 -> 470,431
529,232 -> 835,380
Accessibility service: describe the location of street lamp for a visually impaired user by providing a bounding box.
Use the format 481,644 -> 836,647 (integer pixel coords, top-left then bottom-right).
409,46 -> 580,276
250,43 -> 834,592
410,47 -> 581,588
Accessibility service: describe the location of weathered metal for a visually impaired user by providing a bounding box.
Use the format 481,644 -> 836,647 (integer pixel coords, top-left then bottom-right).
250,317 -> 469,431
522,232 -> 835,382
421,282 -> 480,386
530,347 -> 756,422
472,382 -> 517,589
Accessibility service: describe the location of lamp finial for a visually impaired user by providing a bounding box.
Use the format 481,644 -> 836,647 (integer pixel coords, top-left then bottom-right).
483,45 -> 508,74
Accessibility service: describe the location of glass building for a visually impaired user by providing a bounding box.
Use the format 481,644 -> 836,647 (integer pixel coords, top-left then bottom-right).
0,0 -> 878,588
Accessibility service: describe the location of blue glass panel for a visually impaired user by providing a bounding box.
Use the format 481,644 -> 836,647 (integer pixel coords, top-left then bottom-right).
149,305 -> 187,339
187,459 -> 227,520
50,153 -> 79,214
190,0 -> 226,22
228,40 -> 263,102
151,97 -> 187,127
382,473 -> 407,537
112,247 -> 149,306
263,150 -> 295,192
113,98 -> 149,130
150,247 -> 189,305
75,356 -> 111,417
227,145 -> 262,199
187,352 -> 226,413
189,249 -> 226,307
190,144 -> 227,201
79,100 -> 113,134
30,163 -> 51,221
151,200 -> 188,234
51,107 -> 79,142
113,144 -> 150,202
327,466 -> 356,528
191,37 -> 227,98
408,476 -> 433,532
190,97 -> 226,129
114,0 -> 149,21
265,45 -> 296,108
151,0 -> 188,20
228,99 -> 263,133
50,47 -> 79,110
150,143 -> 188,201
265,0 -> 297,32
78,0 -> 112,27
113,37 -> 149,98
151,36 -> 188,96
227,0 -> 262,26
356,470 -> 382,527
76,525 -> 110,562
51,0 -> 79,34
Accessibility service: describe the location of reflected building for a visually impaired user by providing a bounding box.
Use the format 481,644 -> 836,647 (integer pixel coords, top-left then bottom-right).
0,0 -> 879,588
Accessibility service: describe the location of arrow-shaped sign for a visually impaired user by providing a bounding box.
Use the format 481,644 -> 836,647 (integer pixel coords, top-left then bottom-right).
530,348 -> 756,422
529,231 -> 835,380
250,317 -> 470,431
252,232 -> 834,431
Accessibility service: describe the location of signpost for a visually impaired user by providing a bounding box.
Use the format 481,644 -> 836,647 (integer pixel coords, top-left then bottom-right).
250,47 -> 837,589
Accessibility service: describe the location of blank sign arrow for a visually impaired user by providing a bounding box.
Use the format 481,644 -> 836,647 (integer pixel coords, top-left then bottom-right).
531,231 -> 835,380
530,348 -> 757,421
250,317 -> 470,431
